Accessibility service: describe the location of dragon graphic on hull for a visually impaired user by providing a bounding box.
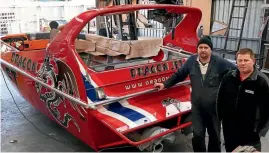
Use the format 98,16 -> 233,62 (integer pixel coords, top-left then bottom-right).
35,54 -> 87,132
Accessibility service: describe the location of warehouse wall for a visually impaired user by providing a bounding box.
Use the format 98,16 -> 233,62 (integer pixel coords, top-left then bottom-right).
212,0 -> 263,38
136,0 -> 264,57
137,0 -> 165,38
0,1 -> 94,35
211,0 -> 264,55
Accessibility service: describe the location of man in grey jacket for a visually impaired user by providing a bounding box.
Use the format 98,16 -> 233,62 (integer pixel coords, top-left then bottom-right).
154,36 -> 236,152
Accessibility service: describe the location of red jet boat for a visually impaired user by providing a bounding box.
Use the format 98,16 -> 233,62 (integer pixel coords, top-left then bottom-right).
0,4 -> 201,152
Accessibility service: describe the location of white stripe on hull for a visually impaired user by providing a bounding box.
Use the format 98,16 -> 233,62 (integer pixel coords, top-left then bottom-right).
97,106 -> 137,128
119,99 -> 157,122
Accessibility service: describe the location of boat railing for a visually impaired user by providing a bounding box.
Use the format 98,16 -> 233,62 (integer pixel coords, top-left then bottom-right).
0,40 -> 20,53
160,45 -> 191,58
0,57 -> 191,109
0,58 -> 89,108
87,80 -> 190,109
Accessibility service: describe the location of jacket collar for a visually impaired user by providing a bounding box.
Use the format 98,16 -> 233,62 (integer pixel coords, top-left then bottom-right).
196,54 -> 217,64
232,66 -> 258,81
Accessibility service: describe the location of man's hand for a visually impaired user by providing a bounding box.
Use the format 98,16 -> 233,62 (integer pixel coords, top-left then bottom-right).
154,83 -> 165,91
232,145 -> 258,152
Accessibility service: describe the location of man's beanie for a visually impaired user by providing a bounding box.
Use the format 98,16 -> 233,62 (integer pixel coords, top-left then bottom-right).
197,36 -> 213,50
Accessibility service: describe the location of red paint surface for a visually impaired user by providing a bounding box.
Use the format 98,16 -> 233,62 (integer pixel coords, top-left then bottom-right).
0,4 -> 201,151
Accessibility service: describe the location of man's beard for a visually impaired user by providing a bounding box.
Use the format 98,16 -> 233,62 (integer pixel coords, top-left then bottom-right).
200,53 -> 209,59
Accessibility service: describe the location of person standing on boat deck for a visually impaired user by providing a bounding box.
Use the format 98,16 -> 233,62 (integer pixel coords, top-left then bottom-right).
216,48 -> 269,152
154,36 -> 236,152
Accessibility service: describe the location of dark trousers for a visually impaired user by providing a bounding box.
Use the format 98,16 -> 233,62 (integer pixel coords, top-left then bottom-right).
222,124 -> 261,152
191,104 -> 221,152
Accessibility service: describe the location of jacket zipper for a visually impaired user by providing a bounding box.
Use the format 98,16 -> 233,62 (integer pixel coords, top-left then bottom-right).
235,84 -> 242,108
195,61 -> 204,87
196,59 -> 213,87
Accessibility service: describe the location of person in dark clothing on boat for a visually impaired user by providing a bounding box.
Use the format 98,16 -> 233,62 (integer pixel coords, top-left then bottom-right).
217,48 -> 269,152
154,36 -> 236,152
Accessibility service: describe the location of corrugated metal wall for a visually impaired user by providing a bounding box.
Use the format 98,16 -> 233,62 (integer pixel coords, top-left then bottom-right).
137,0 -> 165,38
136,0 -> 263,56
211,0 -> 263,54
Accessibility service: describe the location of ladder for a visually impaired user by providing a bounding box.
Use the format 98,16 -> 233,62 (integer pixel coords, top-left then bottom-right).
223,0 -> 250,58
259,0 -> 269,69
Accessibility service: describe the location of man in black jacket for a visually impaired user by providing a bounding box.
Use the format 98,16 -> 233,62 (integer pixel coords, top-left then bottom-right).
217,48 -> 269,152
154,36 -> 236,152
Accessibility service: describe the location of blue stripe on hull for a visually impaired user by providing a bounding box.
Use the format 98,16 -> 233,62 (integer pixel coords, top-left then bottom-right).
81,73 -> 98,102
81,73 -> 146,122
107,102 -> 145,121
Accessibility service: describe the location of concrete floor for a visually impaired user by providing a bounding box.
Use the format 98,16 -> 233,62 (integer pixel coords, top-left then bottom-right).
1,71 -> 269,152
